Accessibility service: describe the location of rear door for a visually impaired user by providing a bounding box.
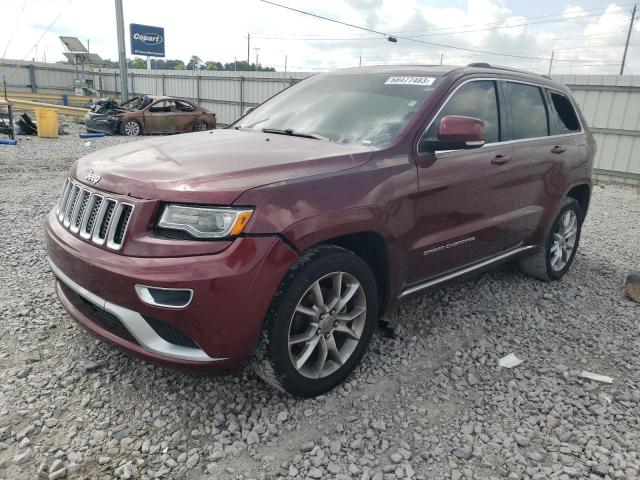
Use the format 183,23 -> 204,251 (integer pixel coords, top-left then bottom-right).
173,100 -> 199,132
502,80 -> 569,242
544,88 -> 585,179
408,78 -> 520,285
143,100 -> 175,133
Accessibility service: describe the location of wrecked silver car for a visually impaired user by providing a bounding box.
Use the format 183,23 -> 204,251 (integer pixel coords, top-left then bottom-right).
84,95 -> 216,136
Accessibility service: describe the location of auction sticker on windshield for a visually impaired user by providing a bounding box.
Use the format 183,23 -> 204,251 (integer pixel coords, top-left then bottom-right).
385,76 -> 436,86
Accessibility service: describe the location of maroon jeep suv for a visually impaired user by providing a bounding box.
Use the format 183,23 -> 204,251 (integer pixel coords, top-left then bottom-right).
45,64 -> 595,397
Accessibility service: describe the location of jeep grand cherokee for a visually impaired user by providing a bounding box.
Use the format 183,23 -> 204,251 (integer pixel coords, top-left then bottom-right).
45,64 -> 595,397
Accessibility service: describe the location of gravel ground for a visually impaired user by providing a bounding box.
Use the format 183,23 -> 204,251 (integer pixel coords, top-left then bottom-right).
1,124 -> 639,480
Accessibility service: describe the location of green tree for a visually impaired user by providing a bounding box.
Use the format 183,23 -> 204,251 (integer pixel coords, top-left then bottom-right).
186,55 -> 202,70
175,62 -> 186,70
205,61 -> 223,71
129,57 -> 146,69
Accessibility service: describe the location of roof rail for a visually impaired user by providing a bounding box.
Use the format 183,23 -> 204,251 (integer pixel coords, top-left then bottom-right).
466,63 -> 551,80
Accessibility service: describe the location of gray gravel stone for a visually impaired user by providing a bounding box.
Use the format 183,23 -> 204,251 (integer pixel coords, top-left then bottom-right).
1,126 -> 639,480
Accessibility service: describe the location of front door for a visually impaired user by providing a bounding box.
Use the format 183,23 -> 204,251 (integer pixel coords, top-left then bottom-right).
407,78 -> 524,286
143,100 -> 175,134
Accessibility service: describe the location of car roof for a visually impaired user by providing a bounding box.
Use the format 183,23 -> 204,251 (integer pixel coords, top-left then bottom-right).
332,65 -> 460,76
328,64 -> 569,92
144,95 -> 192,102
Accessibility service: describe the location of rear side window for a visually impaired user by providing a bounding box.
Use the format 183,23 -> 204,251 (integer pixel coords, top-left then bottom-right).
175,100 -> 195,112
547,91 -> 581,134
506,82 -> 548,139
422,80 -> 500,149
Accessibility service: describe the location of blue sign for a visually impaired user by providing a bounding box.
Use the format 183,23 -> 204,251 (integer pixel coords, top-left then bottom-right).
129,23 -> 165,57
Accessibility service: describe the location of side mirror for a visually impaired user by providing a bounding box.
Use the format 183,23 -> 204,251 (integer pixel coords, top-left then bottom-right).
422,115 -> 486,152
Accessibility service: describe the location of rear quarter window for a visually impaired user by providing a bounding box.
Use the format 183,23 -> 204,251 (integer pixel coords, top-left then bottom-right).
547,91 -> 581,134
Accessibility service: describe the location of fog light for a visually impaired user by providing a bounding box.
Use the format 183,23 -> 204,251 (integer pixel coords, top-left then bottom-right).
135,285 -> 193,308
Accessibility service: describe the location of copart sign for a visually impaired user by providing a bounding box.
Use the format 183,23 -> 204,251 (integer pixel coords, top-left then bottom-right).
129,23 -> 165,57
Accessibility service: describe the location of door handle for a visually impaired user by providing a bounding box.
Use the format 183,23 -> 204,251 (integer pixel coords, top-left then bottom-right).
551,146 -> 567,154
491,154 -> 512,165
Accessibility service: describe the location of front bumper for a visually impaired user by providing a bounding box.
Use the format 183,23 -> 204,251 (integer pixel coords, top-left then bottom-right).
45,208 -> 298,372
84,113 -> 119,134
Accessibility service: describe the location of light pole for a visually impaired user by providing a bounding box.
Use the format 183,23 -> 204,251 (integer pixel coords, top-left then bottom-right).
115,0 -> 129,100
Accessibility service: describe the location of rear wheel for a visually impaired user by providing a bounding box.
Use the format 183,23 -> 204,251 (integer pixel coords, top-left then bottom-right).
121,120 -> 142,136
519,197 -> 582,281
252,245 -> 378,397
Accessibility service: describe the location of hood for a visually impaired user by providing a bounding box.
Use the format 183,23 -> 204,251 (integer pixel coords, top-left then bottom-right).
72,129 -> 374,204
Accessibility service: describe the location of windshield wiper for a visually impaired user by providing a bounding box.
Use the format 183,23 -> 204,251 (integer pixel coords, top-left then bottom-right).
261,128 -> 330,141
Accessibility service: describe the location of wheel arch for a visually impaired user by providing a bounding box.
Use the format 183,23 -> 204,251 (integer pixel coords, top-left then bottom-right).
565,182 -> 591,218
318,231 -> 390,316
281,208 -> 404,316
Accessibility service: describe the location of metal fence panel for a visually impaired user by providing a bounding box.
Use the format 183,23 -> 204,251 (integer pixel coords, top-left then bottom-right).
555,74 -> 640,182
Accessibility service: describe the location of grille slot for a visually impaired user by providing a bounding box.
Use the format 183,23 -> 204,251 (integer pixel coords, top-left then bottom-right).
142,315 -> 199,349
70,190 -> 90,233
63,185 -> 80,227
54,179 -> 134,250
109,204 -> 133,248
57,179 -> 71,218
81,195 -> 102,239
96,199 -> 116,242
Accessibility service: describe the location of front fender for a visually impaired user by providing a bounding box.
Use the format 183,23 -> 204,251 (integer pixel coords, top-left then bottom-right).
282,206 -> 390,251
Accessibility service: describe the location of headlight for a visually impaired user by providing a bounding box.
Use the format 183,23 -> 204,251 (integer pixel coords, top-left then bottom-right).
158,204 -> 253,239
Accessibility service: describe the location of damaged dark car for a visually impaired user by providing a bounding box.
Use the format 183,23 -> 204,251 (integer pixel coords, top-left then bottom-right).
85,95 -> 216,136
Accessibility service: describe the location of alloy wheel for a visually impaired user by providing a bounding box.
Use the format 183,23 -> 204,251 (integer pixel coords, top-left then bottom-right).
194,120 -> 207,131
123,121 -> 140,136
288,271 -> 366,379
550,210 -> 578,271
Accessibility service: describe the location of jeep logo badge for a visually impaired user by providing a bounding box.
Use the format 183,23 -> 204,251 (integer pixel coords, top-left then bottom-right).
85,170 -> 101,184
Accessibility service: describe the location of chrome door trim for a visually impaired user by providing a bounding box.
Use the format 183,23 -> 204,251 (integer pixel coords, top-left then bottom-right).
417,76 -> 585,156
398,245 -> 536,299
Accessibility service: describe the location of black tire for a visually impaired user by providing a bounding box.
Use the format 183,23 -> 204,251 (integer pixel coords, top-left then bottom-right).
120,119 -> 142,136
519,197 -> 583,281
252,245 -> 378,397
193,120 -> 208,132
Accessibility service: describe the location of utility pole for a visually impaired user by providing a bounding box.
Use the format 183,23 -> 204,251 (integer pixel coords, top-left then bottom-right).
440,52 -> 443,65
620,4 -> 636,75
115,0 -> 129,100
284,55 -> 287,73
548,50 -> 555,76
247,33 -> 250,65
359,56 -> 362,67
254,47 -> 260,69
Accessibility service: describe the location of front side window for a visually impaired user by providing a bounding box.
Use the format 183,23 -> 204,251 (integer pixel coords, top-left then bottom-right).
419,80 -> 500,153
506,82 -> 548,139
148,101 -> 172,113
547,91 -> 581,134
238,73 -> 442,148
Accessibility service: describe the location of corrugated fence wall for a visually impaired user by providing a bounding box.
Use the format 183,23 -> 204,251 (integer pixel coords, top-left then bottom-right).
555,74 -> 640,184
2,60 -> 639,184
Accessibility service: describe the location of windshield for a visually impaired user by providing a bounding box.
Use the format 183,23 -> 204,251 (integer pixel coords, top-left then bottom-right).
237,73 -> 441,148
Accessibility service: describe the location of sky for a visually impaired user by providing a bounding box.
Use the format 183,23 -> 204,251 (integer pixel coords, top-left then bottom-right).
1,0 -> 638,75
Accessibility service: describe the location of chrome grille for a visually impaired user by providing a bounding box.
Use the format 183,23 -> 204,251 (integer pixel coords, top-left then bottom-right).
55,178 -> 134,251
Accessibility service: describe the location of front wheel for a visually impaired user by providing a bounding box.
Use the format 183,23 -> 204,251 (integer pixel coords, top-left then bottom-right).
120,120 -> 142,136
519,197 -> 583,281
193,120 -> 208,131
252,245 -> 378,397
